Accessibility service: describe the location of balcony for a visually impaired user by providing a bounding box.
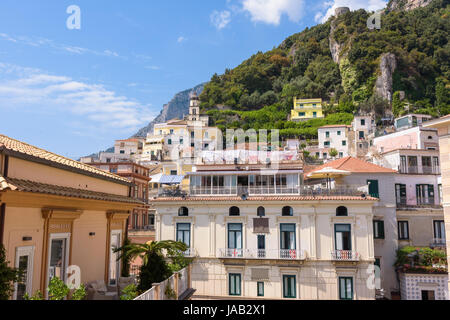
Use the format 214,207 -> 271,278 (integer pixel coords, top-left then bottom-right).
218,249 -> 306,260
183,248 -> 198,257
430,238 -> 446,248
187,185 -> 369,197
398,165 -> 440,175
331,250 -> 360,261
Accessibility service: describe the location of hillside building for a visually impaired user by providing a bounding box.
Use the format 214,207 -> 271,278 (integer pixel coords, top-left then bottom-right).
290,98 -> 324,121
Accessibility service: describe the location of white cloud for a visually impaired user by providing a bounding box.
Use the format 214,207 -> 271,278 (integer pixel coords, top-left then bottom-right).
177,36 -> 187,43
145,65 -> 161,70
210,10 -> 232,30
317,0 -> 387,22
242,0 -> 305,25
0,63 -> 154,131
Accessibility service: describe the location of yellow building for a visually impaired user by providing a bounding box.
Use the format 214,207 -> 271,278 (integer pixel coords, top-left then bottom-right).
290,98 -> 324,121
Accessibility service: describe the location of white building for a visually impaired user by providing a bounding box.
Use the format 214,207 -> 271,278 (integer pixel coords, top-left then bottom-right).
154,160 -> 378,300
314,125 -> 352,160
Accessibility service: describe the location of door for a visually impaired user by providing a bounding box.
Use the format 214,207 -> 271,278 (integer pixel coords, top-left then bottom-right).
335,224 -> 351,256
109,230 -> 122,286
367,180 -> 379,198
257,235 -> 265,258
14,246 -> 34,300
48,233 -> 70,287
421,290 -> 435,300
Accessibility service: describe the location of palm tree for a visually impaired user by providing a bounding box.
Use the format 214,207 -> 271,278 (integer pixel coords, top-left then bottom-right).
114,240 -> 188,292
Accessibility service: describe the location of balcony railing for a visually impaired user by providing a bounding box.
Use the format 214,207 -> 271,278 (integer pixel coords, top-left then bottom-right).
183,248 -> 198,257
218,248 -> 305,260
430,238 -> 446,247
187,185 -> 369,197
331,250 -> 360,261
399,165 -> 440,175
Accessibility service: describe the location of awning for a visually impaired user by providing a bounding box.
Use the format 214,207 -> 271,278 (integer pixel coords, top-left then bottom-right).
159,175 -> 185,185
149,173 -> 163,183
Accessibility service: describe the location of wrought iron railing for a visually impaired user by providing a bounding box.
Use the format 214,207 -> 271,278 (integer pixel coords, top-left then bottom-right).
331,250 -> 360,261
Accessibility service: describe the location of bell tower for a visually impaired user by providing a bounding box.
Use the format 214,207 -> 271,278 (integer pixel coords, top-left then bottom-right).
188,91 -> 200,122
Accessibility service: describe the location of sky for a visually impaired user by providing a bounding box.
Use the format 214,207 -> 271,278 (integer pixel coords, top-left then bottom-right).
0,0 -> 387,159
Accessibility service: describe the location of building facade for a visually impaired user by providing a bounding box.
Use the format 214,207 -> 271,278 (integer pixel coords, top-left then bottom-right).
291,98 -> 324,121
0,135 -> 140,299
154,161 -> 377,300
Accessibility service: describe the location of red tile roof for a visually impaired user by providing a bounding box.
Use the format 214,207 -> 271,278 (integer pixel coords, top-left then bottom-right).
306,157 -> 397,174
0,176 -> 143,204
0,134 -> 130,184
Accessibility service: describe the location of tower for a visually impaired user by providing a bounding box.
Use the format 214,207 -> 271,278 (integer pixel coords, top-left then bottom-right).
188,91 -> 200,122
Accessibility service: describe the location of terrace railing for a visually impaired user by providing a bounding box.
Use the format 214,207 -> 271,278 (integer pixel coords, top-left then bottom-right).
331,250 -> 360,261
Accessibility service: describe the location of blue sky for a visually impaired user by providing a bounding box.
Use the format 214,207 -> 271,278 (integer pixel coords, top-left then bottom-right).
0,0 -> 387,159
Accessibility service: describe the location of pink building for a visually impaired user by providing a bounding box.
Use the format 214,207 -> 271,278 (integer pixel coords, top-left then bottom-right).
373,126 -> 439,154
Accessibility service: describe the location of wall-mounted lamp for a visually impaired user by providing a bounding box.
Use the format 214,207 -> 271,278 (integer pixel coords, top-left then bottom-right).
22,236 -> 32,241
89,232 -> 96,236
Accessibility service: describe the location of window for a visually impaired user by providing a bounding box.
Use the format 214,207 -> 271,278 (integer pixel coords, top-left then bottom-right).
176,223 -> 191,247
316,152 -> 320,158
178,207 -> 189,216
14,246 -> 34,300
337,131 -> 341,135
132,213 -> 139,229
324,141 -> 330,147
257,282 -> 264,297
48,233 -> 70,288
439,184 -> 443,204
398,221 -> 409,240
170,129 -> 174,134
421,290 -> 435,300
373,221 -> 385,239
180,138 -> 183,144
313,112 -> 317,118
120,150 -> 125,154
282,206 -> 293,216
400,156 -> 407,173
422,156 -> 432,173
336,206 -> 348,216
168,139 -> 172,145
326,131 -> 330,138
229,274 -> 241,296
434,220 -> 445,240
148,214 -> 155,226
339,152 -> 343,158
229,206 -> 240,216
367,180 -> 379,198
170,170 -> 178,175
228,223 -> 243,250
257,206 -> 265,217
257,235 -> 265,257
110,167 -> 118,173
359,131 -> 364,139
280,224 -> 296,250
298,112 -> 305,117
323,153 -> 327,159
339,277 -> 353,300
416,184 -> 434,205
335,224 -> 351,251
408,156 -> 418,173
283,275 -> 296,298
395,184 -> 407,205
342,140 -> 346,146
361,119 -> 365,126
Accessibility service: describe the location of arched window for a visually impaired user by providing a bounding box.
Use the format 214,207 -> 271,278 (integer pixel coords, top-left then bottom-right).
282,206 -> 293,216
257,206 -> 265,217
336,206 -> 348,216
229,206 -> 240,216
178,207 -> 189,216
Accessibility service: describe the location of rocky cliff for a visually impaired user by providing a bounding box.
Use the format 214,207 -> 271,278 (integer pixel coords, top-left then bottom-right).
132,83 -> 204,137
387,0 -> 433,11
374,53 -> 397,102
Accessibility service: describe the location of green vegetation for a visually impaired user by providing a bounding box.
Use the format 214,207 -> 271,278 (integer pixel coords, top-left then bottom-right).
115,240 -> 191,294
120,284 -> 139,300
199,0 -> 449,136
23,277 -> 86,300
395,246 -> 447,274
0,244 -> 22,300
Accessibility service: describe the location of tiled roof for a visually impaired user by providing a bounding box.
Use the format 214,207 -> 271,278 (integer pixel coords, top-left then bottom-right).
306,156 -> 397,174
0,135 -> 130,184
318,125 -> 351,129
0,176 -> 142,204
153,195 -> 377,202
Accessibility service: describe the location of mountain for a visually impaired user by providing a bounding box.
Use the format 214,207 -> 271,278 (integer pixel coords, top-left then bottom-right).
199,0 -> 449,138
132,83 -> 204,138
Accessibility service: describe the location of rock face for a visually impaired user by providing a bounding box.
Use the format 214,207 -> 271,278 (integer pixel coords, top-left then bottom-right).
374,53 -> 397,102
335,7 -> 350,16
387,0 -> 432,11
329,21 -> 342,64
132,83 -> 204,137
